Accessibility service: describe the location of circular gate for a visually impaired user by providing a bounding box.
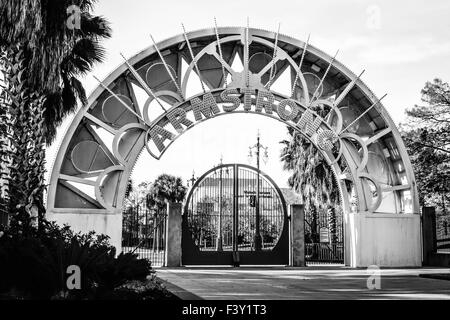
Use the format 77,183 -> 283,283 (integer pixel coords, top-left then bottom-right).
182,163 -> 288,265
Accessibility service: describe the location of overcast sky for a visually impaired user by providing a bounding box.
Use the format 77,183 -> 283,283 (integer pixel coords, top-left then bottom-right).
45,0 -> 450,189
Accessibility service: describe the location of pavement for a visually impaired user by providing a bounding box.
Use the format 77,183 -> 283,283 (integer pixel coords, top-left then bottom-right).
156,266 -> 450,300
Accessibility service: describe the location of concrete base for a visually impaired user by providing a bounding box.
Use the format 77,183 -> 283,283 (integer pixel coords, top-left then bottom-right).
165,202 -> 182,267
289,204 -> 305,267
345,212 -> 422,267
47,212 -> 123,252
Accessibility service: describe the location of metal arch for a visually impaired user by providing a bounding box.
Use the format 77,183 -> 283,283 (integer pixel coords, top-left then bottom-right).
183,163 -> 288,219
138,88 -> 340,160
46,27 -> 419,217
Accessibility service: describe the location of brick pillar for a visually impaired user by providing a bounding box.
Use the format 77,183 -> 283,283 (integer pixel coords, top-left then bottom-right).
290,204 -> 305,267
165,202 -> 182,267
422,206 -> 437,265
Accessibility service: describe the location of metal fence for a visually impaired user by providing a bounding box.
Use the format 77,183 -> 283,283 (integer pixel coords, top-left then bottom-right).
121,205 -> 167,267
305,206 -> 344,264
306,243 -> 344,264
435,207 -> 450,253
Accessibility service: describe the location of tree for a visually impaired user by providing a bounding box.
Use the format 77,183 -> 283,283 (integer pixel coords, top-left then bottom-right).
280,103 -> 341,247
146,174 -> 187,210
0,68 -> 8,223
124,179 -> 133,199
0,1 -> 111,225
123,180 -> 152,209
401,78 -> 450,212
142,175 -> 186,251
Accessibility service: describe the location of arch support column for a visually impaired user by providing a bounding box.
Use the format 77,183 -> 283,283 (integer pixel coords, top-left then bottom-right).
345,212 -> 421,267
289,204 -> 306,267
165,202 -> 182,267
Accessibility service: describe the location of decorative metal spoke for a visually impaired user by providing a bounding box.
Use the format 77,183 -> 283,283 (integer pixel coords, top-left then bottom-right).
181,23 -> 206,94
340,93 -> 387,134
309,49 -> 339,105
93,75 -> 151,126
266,23 -> 281,90
245,17 -> 250,87
150,34 -> 185,100
333,70 -> 365,107
291,34 -> 310,99
214,17 -> 228,88
120,53 -> 167,113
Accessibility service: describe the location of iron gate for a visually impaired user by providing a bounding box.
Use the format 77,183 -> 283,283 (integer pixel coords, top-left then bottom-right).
122,206 -> 167,266
305,206 -> 344,264
182,164 -> 289,265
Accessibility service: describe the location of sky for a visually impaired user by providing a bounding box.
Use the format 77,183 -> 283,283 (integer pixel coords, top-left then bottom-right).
45,0 -> 450,189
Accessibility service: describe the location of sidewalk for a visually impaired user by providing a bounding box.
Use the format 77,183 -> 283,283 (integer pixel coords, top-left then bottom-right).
156,267 -> 450,300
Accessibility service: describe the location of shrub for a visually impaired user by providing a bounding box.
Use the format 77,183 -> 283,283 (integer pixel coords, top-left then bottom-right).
0,215 -> 154,300
95,252 -> 152,292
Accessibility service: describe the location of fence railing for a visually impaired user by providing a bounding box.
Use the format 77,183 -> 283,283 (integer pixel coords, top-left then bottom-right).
305,243 -> 344,264
304,206 -> 344,264
433,207 -> 450,254
122,206 -> 167,266
436,238 -> 450,253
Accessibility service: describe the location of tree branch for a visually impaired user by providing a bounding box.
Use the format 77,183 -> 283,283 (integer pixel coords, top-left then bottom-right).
413,141 -> 450,154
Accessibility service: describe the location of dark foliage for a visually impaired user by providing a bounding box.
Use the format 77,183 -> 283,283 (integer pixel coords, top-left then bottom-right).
401,78 -> 450,210
0,216 -> 156,300
146,174 -> 187,209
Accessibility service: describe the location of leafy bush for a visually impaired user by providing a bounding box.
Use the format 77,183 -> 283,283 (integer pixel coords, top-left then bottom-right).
0,215 -> 156,300
94,252 -> 152,293
96,277 -> 178,300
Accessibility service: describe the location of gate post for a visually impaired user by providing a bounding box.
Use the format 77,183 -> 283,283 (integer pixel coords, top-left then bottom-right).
289,204 -> 305,267
165,202 -> 182,267
422,206 -> 437,265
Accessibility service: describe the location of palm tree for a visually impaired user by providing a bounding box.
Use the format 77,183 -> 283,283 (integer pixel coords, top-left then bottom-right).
0,0 -> 111,226
280,105 -> 341,250
146,174 -> 188,210
0,69 -> 8,224
145,174 -> 187,250
43,18 -> 111,144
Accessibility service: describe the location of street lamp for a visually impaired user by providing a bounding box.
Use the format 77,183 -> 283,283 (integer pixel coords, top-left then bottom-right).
247,130 -> 269,251
187,170 -> 198,225
187,170 -> 198,188
216,155 -> 224,252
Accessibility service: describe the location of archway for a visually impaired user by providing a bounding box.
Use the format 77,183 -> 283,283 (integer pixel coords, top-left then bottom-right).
47,27 -> 421,267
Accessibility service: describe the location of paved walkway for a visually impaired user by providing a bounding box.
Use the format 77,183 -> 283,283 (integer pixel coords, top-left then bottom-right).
156,267 -> 450,300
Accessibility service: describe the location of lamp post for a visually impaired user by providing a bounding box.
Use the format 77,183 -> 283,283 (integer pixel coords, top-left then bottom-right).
187,170 -> 198,229
216,155 -> 224,251
247,130 -> 268,251
187,170 -> 198,188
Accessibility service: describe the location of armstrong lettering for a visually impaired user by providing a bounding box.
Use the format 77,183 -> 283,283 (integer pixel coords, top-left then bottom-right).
145,88 -> 340,158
